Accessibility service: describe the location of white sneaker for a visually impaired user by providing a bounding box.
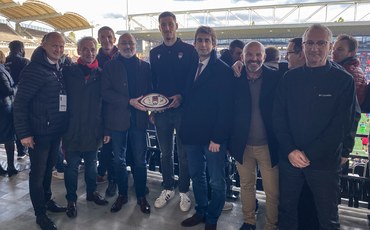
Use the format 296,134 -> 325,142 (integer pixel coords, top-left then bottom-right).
179,192 -> 191,212
52,171 -> 64,180
222,201 -> 233,211
154,189 -> 175,208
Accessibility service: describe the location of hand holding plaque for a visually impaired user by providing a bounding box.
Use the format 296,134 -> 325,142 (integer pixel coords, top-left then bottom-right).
139,93 -> 171,111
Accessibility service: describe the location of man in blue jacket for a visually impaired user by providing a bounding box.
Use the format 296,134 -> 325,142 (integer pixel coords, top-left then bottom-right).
179,26 -> 234,230
150,11 -> 197,212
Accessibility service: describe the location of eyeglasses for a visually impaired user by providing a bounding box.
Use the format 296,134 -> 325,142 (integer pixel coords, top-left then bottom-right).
303,40 -> 329,48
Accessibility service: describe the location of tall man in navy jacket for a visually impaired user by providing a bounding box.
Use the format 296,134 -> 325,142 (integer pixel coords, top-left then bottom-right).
150,11 -> 197,212
179,26 -> 234,230
273,24 -> 356,230
228,41 -> 281,230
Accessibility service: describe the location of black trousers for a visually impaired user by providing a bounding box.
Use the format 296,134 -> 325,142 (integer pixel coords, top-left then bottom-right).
29,136 -> 60,216
278,161 -> 340,230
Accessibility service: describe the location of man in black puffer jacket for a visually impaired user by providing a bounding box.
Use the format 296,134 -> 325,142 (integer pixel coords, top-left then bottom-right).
13,32 -> 67,230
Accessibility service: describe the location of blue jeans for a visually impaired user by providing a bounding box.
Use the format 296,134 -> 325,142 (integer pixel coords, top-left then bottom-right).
64,151 -> 97,201
185,144 -> 226,224
111,127 -> 148,198
278,161 -> 340,230
154,108 -> 190,193
28,136 -> 60,216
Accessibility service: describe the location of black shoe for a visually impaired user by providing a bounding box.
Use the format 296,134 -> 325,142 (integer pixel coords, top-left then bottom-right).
205,223 -> 217,230
105,181 -> 117,197
137,197 -> 150,214
110,195 -> 128,213
66,201 -> 77,218
181,213 -> 205,227
36,214 -> 57,230
7,168 -> 18,177
240,223 -> 256,230
46,200 -> 66,213
86,191 -> 108,205
0,166 -> 7,176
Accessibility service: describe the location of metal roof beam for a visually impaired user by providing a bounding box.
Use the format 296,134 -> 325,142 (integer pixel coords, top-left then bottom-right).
302,5 -> 326,22
329,4 -> 352,22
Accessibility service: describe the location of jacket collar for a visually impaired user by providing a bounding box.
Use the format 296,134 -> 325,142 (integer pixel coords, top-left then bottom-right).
302,60 -> 332,75
338,56 -> 359,66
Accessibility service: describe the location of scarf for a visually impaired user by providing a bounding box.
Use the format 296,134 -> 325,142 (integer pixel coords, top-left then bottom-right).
77,58 -> 99,81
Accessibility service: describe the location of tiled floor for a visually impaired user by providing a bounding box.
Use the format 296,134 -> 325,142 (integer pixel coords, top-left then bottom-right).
0,148 -> 369,230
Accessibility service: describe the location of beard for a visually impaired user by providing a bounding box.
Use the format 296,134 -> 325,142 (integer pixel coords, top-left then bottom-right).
245,60 -> 262,72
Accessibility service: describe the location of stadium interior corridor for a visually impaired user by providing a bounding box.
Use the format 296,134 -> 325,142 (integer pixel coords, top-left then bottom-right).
0,148 -> 369,230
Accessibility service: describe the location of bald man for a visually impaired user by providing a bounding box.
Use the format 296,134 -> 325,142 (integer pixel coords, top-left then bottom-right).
14,32 -> 68,230
228,41 -> 282,230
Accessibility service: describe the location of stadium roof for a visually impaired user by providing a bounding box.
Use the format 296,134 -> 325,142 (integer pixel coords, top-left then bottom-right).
0,0 -> 92,32
118,21 -> 370,42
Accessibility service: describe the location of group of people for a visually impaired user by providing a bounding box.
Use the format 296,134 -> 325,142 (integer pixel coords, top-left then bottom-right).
1,9 -> 367,230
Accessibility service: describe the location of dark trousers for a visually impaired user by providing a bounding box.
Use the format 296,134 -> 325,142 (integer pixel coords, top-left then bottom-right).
278,161 -> 340,230
185,144 -> 226,224
111,127 -> 148,199
298,181 -> 319,230
55,144 -> 65,173
4,141 -> 15,170
97,141 -> 115,181
154,109 -> 190,193
28,136 -> 60,216
15,138 -> 27,155
64,151 -> 97,201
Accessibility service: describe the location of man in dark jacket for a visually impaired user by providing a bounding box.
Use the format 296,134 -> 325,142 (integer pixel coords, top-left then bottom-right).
96,26 -> 118,69
62,37 -> 110,219
228,41 -> 281,230
179,26 -> 234,230
150,11 -> 197,212
96,26 -> 119,196
102,33 -> 152,214
219,39 -> 244,67
13,32 -> 67,230
0,52 -> 18,176
273,24 -> 356,230
5,40 -> 29,85
5,40 -> 30,159
333,34 -> 367,106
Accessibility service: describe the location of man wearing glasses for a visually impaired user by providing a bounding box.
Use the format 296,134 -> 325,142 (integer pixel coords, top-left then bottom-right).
273,24 -> 356,229
102,33 -> 152,214
285,38 -> 306,70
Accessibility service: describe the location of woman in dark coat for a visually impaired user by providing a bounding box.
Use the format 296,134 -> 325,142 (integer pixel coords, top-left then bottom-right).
0,50 -> 18,176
